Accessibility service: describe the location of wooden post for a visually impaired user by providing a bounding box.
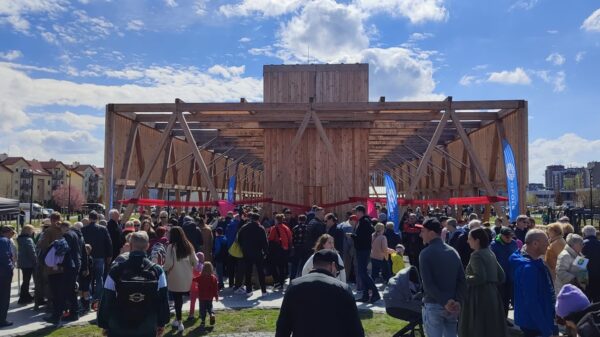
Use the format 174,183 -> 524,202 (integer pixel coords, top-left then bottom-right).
104,104 -> 115,215
116,122 -> 138,208
123,113 -> 178,220
408,110 -> 450,196
175,99 -> 219,200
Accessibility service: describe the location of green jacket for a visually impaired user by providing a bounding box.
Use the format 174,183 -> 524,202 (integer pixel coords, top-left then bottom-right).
459,248 -> 508,337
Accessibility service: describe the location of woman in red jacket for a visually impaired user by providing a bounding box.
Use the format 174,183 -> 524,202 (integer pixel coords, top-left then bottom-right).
267,214 -> 293,290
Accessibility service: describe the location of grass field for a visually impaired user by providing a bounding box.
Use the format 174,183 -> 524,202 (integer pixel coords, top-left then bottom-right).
21,309 -> 414,337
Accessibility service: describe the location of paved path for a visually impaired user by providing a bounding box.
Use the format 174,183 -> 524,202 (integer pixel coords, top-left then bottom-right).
1,280 -> 386,336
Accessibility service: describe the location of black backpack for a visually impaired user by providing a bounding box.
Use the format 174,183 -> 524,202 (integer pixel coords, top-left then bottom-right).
112,258 -> 159,327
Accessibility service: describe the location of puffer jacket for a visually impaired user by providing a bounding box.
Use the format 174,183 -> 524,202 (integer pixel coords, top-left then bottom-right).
17,234 -> 37,269
555,245 -> 582,292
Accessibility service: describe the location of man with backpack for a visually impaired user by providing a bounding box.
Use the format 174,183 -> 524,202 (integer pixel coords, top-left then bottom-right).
98,231 -> 170,337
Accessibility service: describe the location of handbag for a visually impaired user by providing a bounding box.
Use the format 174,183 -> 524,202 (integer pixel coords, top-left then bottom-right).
229,237 -> 243,258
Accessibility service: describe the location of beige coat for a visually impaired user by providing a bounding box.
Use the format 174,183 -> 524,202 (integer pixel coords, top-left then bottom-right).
370,233 -> 389,261
555,245 -> 580,293
545,236 -> 566,282
200,225 -> 213,262
164,244 -> 198,292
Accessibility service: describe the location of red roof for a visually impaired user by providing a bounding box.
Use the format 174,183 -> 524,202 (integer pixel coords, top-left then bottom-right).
39,161 -> 67,170
0,157 -> 30,166
29,160 -> 51,176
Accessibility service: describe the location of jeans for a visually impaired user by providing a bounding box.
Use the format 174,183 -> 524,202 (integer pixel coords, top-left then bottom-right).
199,300 -> 214,322
91,258 -> 105,301
356,250 -> 379,299
19,268 -> 33,300
289,254 -> 307,280
48,269 -> 79,319
422,303 -> 458,337
370,258 -> 391,283
0,270 -> 12,323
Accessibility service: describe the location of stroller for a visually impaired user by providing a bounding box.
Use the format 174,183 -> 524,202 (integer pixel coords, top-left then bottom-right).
383,266 -> 424,337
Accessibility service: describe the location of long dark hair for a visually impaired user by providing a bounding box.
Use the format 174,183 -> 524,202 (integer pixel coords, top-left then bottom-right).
469,227 -> 490,249
169,226 -> 194,259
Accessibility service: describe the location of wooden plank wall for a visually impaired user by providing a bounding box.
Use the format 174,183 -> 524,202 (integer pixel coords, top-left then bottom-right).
263,64 -> 370,215
108,113 -> 263,210
393,108 -> 528,216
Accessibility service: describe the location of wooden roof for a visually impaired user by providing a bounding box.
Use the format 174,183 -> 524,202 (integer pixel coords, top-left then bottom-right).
110,98 -> 524,172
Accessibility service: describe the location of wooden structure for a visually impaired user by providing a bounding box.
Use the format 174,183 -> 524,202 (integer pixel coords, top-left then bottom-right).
104,64 -> 528,219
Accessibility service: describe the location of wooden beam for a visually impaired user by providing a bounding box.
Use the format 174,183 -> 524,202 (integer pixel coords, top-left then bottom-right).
123,112 -> 178,220
157,138 -> 173,200
116,122 -> 139,208
104,104 -> 115,214
273,109 -> 312,183
408,109 -> 450,196
175,99 -> 219,200
449,108 -> 504,219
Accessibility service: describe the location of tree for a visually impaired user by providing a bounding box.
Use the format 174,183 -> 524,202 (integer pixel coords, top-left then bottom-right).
52,184 -> 84,211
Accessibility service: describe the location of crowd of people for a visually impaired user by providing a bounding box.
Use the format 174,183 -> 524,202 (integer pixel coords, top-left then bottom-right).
0,204 -> 599,337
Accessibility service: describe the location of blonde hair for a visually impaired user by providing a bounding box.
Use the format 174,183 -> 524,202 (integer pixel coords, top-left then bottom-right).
375,222 -> 385,233
547,223 -> 563,237
562,223 -> 574,237
21,224 -> 34,236
202,261 -> 214,275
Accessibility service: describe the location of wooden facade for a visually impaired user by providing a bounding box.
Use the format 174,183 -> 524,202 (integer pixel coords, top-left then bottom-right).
104,63 -> 528,220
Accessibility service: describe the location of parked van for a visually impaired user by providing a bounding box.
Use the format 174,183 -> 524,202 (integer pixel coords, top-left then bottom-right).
18,203 -> 47,218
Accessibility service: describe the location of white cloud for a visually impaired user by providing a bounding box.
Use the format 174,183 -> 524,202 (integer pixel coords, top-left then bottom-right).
575,51 -> 586,63
545,52 -> 565,66
361,47 -> 443,100
0,129 -> 105,165
409,32 -> 434,41
0,0 -> 68,33
194,0 -> 208,15
459,75 -> 476,86
30,111 -> 104,130
278,0 -> 369,63
207,65 -> 246,79
547,29 -> 558,34
0,62 -> 263,133
219,0 -> 303,17
487,67 -> 531,85
354,0 -> 447,24
126,19 -> 144,31
42,10 -> 117,44
581,8 -> 600,32
534,70 -> 565,92
529,134 -> 600,183
0,50 -> 23,61
509,0 -> 539,11
165,0 -> 178,7
472,64 -> 488,71
239,37 -> 251,43
248,46 -> 276,57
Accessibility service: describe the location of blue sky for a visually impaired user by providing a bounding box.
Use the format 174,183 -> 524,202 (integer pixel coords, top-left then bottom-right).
1,0 -> 599,183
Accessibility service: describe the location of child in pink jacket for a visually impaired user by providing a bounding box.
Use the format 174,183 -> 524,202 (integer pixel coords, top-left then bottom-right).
187,251 -> 205,320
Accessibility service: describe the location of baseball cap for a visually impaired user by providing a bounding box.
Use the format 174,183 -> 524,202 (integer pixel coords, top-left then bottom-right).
500,227 -> 514,236
415,218 -> 442,234
354,205 -> 366,213
313,249 -> 344,270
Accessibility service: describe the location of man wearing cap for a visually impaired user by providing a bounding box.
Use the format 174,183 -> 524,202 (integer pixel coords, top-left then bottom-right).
352,205 -> 380,303
0,226 -> 16,327
81,211 -> 113,307
490,226 -> 518,323
418,218 -> 466,337
275,249 -> 364,337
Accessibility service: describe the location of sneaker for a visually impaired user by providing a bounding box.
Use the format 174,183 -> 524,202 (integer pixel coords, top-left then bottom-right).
209,315 -> 216,326
171,320 -> 180,328
186,315 -> 195,322
260,290 -> 268,297
245,290 -> 253,297
234,287 -> 247,295
177,322 -> 185,332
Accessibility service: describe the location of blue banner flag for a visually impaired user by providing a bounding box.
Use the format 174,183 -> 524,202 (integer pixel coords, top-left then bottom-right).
227,175 -> 236,203
502,139 -> 519,221
384,173 -> 400,232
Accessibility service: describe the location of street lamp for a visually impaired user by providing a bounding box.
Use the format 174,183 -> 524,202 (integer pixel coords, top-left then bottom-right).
67,171 -> 72,217
589,168 -> 593,210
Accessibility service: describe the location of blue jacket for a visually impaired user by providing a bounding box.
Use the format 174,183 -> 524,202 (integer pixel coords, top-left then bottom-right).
510,251 -> 558,337
490,236 -> 518,282
0,236 -> 13,275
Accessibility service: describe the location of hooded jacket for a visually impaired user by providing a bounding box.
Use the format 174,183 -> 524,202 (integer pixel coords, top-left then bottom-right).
490,235 -> 518,282
510,250 -> 558,337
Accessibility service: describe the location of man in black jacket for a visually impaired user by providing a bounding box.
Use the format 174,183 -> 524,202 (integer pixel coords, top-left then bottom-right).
582,225 -> 600,302
352,205 -> 380,303
237,212 -> 269,295
325,213 -> 344,255
45,222 -> 83,324
107,209 -> 123,262
275,249 -> 364,337
81,211 -> 112,305
181,216 -> 203,253
306,207 -> 326,249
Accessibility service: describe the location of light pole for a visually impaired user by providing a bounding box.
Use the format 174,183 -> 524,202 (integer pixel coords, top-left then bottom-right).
589,168 -> 593,210
67,171 -> 72,218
